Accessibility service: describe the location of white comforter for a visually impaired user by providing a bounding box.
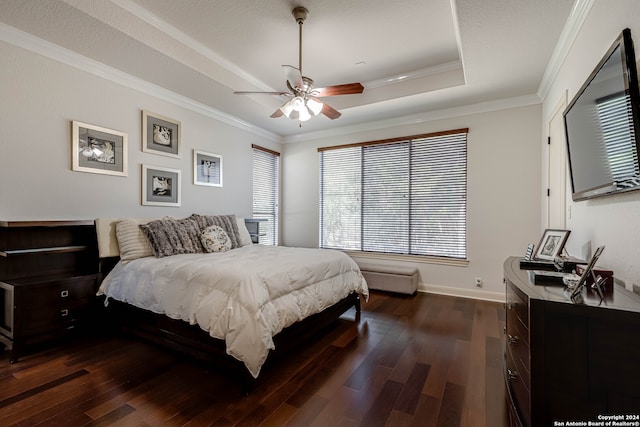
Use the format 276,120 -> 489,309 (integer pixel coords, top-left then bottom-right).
97,245 -> 368,378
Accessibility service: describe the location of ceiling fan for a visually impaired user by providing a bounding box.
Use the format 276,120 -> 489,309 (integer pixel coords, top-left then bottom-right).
233,6 -> 364,123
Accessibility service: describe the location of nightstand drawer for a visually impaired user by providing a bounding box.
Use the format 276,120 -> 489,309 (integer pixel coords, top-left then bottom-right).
15,276 -> 97,308
19,302 -> 90,335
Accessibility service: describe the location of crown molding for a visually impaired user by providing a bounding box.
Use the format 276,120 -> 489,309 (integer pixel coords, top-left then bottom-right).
110,0 -> 273,92
281,94 -> 541,144
537,0 -> 596,101
0,22 -> 280,142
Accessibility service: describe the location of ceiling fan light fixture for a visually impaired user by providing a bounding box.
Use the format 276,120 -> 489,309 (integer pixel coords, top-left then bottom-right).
291,96 -> 305,112
233,6 -> 363,123
298,107 -> 311,122
280,98 -> 296,118
306,98 -> 323,116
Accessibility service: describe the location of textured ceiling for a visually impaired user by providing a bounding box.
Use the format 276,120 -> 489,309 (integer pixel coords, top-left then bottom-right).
0,0 -> 577,139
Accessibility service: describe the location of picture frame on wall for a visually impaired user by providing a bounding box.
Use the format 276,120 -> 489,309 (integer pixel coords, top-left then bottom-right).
142,110 -> 181,158
71,121 -> 128,176
142,164 -> 181,206
534,229 -> 571,261
193,150 -> 223,187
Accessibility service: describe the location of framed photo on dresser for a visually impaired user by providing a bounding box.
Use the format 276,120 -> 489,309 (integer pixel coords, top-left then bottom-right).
534,229 -> 570,261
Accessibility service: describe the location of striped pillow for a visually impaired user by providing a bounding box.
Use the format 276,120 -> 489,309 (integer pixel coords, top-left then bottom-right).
115,218 -> 155,262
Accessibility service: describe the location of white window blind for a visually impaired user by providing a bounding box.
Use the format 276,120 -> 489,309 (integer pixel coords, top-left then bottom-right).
252,145 -> 279,246
319,129 -> 467,259
597,93 -> 640,185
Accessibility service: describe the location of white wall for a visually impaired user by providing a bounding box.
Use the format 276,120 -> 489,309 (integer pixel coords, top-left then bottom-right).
282,104 -> 542,300
541,0 -> 640,289
0,41 -> 280,221
1,30 -> 545,300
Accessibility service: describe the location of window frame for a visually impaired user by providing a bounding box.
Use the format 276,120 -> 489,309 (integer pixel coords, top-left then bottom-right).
318,128 -> 468,260
252,144 -> 280,246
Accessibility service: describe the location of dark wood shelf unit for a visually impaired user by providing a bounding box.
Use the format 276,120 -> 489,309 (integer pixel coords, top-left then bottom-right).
0,220 -> 99,362
504,256 -> 640,426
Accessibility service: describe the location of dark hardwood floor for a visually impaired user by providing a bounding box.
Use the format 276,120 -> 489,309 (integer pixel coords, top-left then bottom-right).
0,292 -> 507,426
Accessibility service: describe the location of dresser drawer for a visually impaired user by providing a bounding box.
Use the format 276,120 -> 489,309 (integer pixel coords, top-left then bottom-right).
506,281 -> 529,341
506,349 -> 531,426
506,324 -> 530,384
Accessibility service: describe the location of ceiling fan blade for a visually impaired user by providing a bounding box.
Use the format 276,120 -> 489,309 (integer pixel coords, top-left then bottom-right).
270,109 -> 284,118
313,83 -> 364,97
320,102 -> 342,120
233,91 -> 290,96
282,65 -> 304,90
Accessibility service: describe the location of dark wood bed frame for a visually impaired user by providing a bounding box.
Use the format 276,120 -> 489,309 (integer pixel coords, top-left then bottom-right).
98,256 -> 361,393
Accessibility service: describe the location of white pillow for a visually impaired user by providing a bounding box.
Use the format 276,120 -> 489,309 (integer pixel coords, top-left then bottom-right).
236,217 -> 253,246
115,218 -> 155,262
201,225 -> 232,253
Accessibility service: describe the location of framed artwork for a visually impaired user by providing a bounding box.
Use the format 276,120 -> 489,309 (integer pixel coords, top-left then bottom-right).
534,229 -> 571,261
71,121 -> 127,176
142,110 -> 181,158
142,164 -> 181,206
193,150 -> 223,187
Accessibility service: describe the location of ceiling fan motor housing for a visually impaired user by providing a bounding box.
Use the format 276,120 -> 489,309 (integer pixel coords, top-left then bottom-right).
292,7 -> 308,24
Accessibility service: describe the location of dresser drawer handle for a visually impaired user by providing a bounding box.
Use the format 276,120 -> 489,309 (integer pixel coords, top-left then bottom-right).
508,334 -> 519,345
507,369 -> 519,381
61,309 -> 69,317
61,290 -> 69,298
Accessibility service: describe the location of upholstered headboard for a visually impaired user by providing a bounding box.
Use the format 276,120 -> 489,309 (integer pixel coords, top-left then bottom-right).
95,217 -> 156,259
95,217 -> 121,259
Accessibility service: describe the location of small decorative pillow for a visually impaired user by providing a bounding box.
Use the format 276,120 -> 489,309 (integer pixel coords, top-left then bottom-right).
201,225 -> 232,253
189,214 -> 241,248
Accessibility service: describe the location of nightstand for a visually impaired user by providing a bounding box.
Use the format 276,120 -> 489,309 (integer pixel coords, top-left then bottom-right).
0,220 -> 99,362
244,218 -> 267,244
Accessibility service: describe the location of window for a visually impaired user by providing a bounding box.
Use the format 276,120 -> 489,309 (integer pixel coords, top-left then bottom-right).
252,144 -> 280,245
319,129 -> 467,259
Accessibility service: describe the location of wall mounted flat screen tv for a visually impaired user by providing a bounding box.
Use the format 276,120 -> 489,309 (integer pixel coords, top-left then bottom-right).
563,28 -> 640,201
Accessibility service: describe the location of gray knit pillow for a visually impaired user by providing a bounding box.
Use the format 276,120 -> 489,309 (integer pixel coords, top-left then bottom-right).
139,217 -> 204,257
189,214 -> 241,249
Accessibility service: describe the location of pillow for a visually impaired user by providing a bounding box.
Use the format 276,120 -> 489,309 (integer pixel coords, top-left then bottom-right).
139,217 -> 204,257
115,218 -> 155,262
236,217 -> 253,246
189,214 -> 241,249
200,225 -> 232,253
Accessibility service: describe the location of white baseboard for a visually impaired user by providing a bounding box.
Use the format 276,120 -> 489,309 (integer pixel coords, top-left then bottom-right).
418,283 -> 505,303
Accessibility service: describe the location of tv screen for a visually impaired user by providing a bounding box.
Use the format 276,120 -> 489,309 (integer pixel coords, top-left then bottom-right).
563,28 -> 640,201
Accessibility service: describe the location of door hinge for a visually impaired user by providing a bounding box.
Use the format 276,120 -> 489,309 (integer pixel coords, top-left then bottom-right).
547,188 -> 550,197
547,136 -> 551,145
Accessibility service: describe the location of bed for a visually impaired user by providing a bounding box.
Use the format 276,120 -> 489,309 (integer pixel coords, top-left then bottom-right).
95,215 -> 368,389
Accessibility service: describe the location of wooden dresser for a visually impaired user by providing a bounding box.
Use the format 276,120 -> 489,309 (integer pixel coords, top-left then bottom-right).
0,220 -> 99,362
504,256 -> 640,426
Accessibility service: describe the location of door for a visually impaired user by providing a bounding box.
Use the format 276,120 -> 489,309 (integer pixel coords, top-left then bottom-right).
548,95 -> 568,229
